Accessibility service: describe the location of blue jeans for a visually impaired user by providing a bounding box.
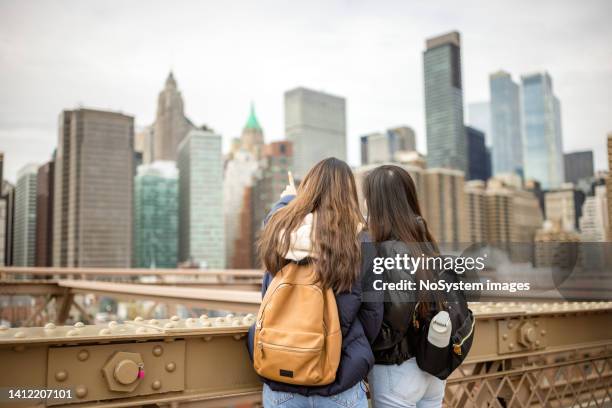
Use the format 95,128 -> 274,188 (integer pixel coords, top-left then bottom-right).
262,382 -> 368,408
367,358 -> 446,408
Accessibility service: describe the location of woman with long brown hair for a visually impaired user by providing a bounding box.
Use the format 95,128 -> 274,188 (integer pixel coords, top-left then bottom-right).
363,165 -> 446,408
248,157 -> 383,407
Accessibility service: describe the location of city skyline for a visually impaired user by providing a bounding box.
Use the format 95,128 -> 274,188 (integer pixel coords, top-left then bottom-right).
1,0 -> 611,182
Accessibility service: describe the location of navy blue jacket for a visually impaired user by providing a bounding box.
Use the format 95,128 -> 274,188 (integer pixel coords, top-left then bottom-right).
247,195 -> 383,396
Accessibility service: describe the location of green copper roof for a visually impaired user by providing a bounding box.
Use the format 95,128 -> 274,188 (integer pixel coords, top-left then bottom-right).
245,103 -> 262,131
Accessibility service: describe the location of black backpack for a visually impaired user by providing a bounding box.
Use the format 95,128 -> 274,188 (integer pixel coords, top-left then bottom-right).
411,266 -> 475,380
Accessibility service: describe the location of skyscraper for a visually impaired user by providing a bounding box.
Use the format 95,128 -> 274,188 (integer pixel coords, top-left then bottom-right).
490,71 -> 523,176
423,31 -> 467,173
285,87 -> 346,178
53,108 -> 134,267
224,150 -> 259,268
2,181 -> 15,266
240,104 -> 265,159
153,72 -> 195,161
251,141 -> 293,267
35,159 -> 54,267
134,161 -> 178,268
467,102 -> 491,146
421,168 -> 468,246
360,126 -> 416,165
178,129 -> 225,268
579,185 -> 608,242
608,132 -> 612,240
521,72 -> 564,189
563,151 -> 594,185
465,126 -> 491,181
13,164 -> 38,266
544,184 -> 585,232
464,180 -> 487,243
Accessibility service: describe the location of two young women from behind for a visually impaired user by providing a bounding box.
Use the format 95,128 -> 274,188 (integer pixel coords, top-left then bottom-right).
255,159 -> 444,407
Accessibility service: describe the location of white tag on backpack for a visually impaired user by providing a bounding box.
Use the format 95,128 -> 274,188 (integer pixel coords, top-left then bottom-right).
428,311 -> 452,348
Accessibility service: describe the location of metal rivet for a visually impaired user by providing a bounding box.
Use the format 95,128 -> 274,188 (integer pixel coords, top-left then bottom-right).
541,330 -> 547,336
203,335 -> 213,342
149,319 -> 159,325
164,322 -> 176,329
75,386 -> 87,398
165,362 -> 176,372
151,380 -> 162,390
534,321 -> 539,326
66,329 -> 79,337
199,314 -> 208,320
55,370 -> 68,382
77,350 -> 90,361
225,313 -> 234,321
535,340 -> 541,347
152,345 -> 163,357
99,328 -> 112,335
509,343 -> 515,349
108,321 -> 118,328
507,322 -> 514,329
44,323 -> 56,330
502,334 -> 508,340
134,316 -> 144,322
74,322 -> 85,328
14,331 -> 25,338
215,317 -> 224,325
170,315 -> 180,321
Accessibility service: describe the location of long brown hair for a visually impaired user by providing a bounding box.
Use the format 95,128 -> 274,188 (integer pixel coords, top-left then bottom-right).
363,165 -> 443,315
259,157 -> 364,292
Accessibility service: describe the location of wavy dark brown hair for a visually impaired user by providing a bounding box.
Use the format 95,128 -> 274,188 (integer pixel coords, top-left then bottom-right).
258,157 -> 364,292
363,165 -> 444,316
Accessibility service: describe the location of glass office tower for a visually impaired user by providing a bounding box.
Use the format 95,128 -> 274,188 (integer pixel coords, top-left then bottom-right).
521,72 -> 564,189
423,31 -> 467,173
490,71 -> 523,177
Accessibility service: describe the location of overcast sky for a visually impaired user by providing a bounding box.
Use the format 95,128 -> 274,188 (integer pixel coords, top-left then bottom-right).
1,0 -> 611,183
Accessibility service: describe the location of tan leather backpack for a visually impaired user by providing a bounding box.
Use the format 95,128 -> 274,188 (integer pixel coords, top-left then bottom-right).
253,262 -> 342,385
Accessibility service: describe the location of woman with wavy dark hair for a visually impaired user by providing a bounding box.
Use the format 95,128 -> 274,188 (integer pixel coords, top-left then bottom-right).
363,165 -> 446,408
249,157 -> 383,408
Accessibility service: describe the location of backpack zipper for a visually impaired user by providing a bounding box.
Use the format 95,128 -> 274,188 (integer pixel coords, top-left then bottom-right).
452,316 -> 475,356
257,341 -> 321,353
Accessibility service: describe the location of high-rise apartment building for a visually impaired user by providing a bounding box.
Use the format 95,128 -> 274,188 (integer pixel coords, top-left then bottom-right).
134,161 -> 179,268
285,87 -> 346,178
35,160 -> 54,266
224,150 -> 259,268
421,168 -> 468,246
251,141 -> 293,267
521,72 -> 564,189
464,180 -> 487,243
423,31 -> 467,173
563,151 -> 594,185
465,126 -> 491,181
134,126 -> 154,165
178,129 -> 225,268
13,164 -> 38,266
240,104 -> 265,160
361,127 -> 416,165
153,72 -> 195,161
490,71 -> 523,177
608,132 -> 612,240
544,184 -> 585,232
467,102 -> 491,146
53,108 -> 134,267
579,185 -> 608,242
2,181 -> 15,266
